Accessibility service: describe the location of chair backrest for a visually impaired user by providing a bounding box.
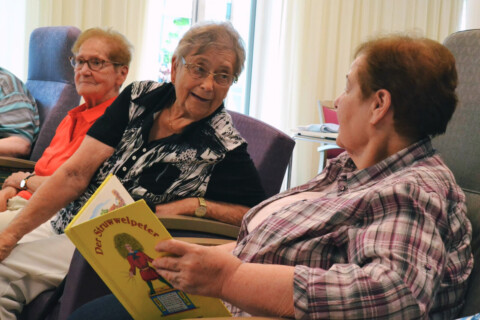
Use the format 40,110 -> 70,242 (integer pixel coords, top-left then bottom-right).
26,26 -> 81,161
228,110 -> 295,198
318,101 -> 343,159
432,29 -> 480,317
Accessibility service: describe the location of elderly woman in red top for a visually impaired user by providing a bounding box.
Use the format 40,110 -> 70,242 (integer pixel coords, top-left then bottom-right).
0,27 -> 130,211
0,27 -> 130,318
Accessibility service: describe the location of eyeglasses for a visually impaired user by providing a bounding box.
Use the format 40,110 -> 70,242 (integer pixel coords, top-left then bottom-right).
181,57 -> 237,87
69,56 -> 122,71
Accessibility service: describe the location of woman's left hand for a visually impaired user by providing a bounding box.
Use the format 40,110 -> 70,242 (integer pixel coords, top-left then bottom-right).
2,171 -> 30,190
152,239 -> 242,298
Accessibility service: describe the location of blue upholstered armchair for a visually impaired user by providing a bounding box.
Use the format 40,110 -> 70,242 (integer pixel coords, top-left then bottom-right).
26,26 -> 82,161
0,26 -> 81,185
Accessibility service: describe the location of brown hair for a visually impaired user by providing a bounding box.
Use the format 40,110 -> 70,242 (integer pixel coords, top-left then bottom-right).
355,35 -> 458,139
173,21 -> 246,77
72,27 -> 133,67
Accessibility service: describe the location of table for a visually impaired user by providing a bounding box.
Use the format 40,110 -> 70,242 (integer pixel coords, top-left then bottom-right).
286,129 -> 339,189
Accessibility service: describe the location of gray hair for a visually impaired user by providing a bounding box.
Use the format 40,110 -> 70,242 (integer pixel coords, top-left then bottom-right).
173,21 -> 246,77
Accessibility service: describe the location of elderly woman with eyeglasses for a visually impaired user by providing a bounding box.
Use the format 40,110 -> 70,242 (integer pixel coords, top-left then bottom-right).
0,22 -> 265,319
74,35 -> 471,320
0,27 -> 131,319
0,28 -> 130,213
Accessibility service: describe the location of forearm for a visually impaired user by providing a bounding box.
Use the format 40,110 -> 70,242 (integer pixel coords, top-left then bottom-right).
2,165 -> 91,241
156,198 -> 249,226
23,175 -> 48,193
221,263 -> 295,317
0,136 -> 31,157
153,240 -> 295,317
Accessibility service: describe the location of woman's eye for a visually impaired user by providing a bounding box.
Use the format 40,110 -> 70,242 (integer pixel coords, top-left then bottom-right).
193,65 -> 206,74
91,59 -> 102,67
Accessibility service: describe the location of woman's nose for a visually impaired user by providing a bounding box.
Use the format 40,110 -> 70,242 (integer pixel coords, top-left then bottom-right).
333,94 -> 342,109
200,74 -> 215,90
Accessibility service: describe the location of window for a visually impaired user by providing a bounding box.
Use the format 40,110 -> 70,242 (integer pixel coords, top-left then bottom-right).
142,0 -> 254,113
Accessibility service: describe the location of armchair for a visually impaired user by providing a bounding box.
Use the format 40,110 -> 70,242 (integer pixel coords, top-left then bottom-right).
0,26 -> 81,186
22,111 -> 295,319
432,29 -> 480,318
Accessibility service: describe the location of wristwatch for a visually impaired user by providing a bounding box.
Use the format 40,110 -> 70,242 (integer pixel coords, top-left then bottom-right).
194,197 -> 207,218
20,173 -> 35,190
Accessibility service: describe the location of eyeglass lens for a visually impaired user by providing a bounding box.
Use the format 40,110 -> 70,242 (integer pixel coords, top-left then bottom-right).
182,58 -> 235,86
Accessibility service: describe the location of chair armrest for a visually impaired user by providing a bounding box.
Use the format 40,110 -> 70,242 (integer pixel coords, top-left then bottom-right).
0,156 -> 36,169
159,215 -> 240,240
0,156 -> 36,187
174,237 -> 235,246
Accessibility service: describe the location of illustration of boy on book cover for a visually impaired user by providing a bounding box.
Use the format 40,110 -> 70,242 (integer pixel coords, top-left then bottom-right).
114,233 -> 197,316
115,233 -> 172,294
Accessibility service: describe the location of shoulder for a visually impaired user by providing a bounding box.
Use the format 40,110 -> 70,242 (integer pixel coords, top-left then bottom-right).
368,154 -> 465,225
207,108 -> 245,151
0,68 -> 33,103
130,81 -> 171,100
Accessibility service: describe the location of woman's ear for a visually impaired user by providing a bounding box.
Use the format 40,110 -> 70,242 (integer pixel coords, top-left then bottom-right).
370,89 -> 392,125
171,56 -> 178,85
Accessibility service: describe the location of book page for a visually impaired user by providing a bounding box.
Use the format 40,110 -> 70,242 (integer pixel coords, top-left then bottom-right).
69,174 -> 134,228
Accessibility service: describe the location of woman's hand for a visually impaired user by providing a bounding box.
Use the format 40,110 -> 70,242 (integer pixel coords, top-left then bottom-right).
0,187 -> 18,212
0,229 -> 20,262
152,239 -> 241,298
2,171 -> 30,190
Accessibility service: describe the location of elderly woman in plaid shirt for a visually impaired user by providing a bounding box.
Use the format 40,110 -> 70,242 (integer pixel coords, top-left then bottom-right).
75,35 -> 472,320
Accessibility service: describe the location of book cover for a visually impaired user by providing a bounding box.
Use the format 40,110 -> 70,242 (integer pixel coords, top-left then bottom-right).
65,175 -> 231,319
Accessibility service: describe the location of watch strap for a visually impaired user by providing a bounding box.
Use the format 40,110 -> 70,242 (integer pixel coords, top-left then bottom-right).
194,197 -> 207,217
20,173 -> 35,190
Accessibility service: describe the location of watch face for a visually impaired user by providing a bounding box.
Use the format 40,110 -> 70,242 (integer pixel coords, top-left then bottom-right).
195,206 -> 207,217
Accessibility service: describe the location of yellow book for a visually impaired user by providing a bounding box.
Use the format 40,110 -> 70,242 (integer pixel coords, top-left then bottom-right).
65,174 -> 231,319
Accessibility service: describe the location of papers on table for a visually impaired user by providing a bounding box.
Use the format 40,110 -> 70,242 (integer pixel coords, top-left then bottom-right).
297,123 -> 339,133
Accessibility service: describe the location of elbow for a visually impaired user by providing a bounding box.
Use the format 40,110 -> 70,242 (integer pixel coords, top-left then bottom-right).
60,166 -> 93,192
8,139 -> 32,158
18,143 -> 32,158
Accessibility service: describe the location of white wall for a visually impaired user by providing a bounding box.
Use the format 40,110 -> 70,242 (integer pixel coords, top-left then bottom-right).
463,0 -> 480,29
0,0 -> 28,80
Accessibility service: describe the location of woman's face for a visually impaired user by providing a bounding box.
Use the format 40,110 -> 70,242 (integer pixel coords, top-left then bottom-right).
74,37 -> 127,106
171,47 -> 236,120
334,55 -> 375,156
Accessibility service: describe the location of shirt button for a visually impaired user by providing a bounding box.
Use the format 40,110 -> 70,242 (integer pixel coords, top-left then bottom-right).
122,167 -> 127,172
142,148 -> 147,152
339,185 -> 346,191
132,155 -> 137,160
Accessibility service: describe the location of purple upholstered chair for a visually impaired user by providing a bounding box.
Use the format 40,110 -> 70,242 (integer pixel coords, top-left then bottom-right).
35,110 -> 295,320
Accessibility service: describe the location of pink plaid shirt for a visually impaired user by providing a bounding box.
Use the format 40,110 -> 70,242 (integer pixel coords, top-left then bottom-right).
230,138 -> 472,319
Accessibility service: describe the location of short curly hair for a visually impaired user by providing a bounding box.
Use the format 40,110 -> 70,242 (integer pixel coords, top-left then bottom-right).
72,27 -> 133,67
355,35 -> 458,139
173,21 -> 246,78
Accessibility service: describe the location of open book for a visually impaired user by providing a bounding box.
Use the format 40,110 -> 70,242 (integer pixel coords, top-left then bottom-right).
65,174 -> 231,319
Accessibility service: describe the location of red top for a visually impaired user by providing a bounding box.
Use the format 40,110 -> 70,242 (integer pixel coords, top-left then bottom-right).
18,97 -> 116,199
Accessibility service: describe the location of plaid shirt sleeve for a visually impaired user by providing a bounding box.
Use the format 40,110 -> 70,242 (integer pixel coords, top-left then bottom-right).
293,182 -> 471,320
